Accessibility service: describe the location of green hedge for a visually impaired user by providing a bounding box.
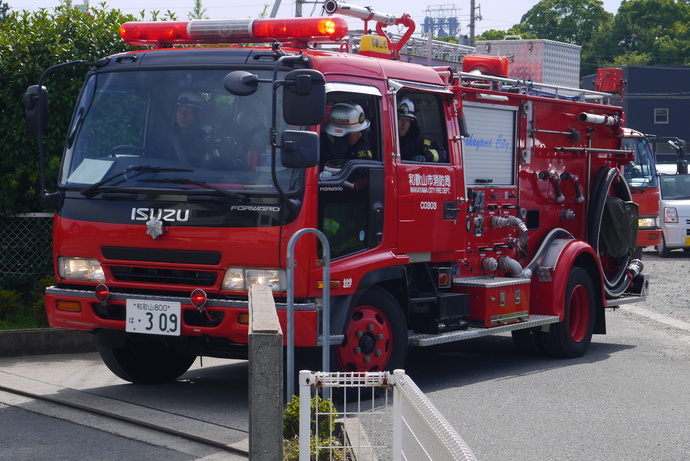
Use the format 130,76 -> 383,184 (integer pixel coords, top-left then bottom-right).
0,2 -> 158,216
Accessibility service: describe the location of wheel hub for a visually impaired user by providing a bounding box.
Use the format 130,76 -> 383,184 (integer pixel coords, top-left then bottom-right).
337,307 -> 392,371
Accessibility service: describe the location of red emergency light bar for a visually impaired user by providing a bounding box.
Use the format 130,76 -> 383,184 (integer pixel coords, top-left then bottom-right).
120,17 -> 349,47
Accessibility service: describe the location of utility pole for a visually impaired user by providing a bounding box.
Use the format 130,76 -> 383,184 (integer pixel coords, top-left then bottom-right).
270,0 -> 281,17
468,0 -> 482,46
469,0 -> 475,46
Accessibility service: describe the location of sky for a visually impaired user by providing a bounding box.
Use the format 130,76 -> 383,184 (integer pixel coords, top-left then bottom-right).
8,0 -> 624,36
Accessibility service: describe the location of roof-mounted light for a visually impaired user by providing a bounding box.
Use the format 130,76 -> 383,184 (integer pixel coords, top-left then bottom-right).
120,17 -> 348,47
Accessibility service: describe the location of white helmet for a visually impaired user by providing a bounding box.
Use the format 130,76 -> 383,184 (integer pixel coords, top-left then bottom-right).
397,98 -> 416,120
176,91 -> 205,111
324,103 -> 370,137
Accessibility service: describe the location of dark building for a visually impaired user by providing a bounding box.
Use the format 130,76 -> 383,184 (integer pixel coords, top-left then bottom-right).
584,65 -> 690,161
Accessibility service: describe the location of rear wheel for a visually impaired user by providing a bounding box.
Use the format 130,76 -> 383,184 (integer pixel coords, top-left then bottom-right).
335,287 -> 407,372
98,335 -> 197,384
542,267 -> 596,358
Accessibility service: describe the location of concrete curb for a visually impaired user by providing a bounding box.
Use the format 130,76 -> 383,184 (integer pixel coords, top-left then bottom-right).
0,328 -> 96,357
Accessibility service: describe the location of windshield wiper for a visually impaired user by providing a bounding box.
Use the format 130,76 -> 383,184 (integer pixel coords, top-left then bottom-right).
80,165 -> 192,198
138,177 -> 251,203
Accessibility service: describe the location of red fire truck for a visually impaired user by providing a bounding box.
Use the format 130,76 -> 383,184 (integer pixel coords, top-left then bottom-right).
620,128 -> 662,257
25,1 -> 648,384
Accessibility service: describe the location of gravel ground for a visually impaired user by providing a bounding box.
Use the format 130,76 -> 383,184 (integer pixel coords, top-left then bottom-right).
615,246 -> 690,343
629,246 -> 690,323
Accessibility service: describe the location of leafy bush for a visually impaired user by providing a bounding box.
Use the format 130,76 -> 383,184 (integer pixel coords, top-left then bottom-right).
0,2 -> 145,216
284,395 -> 338,439
0,274 -> 54,328
283,395 -> 344,460
0,290 -> 22,322
31,274 -> 56,327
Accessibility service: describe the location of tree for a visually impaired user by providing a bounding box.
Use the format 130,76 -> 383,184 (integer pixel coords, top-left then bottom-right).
0,2 -> 9,22
189,0 -> 207,20
520,0 -> 612,45
476,24 -> 538,42
584,0 -> 690,72
0,2 -> 179,216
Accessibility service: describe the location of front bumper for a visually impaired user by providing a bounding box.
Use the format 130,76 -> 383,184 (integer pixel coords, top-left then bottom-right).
46,286 -> 320,347
661,222 -> 690,249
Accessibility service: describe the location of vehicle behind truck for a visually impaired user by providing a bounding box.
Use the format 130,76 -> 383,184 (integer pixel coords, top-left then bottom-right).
621,128 -> 662,257
25,1 -> 648,384
657,137 -> 690,256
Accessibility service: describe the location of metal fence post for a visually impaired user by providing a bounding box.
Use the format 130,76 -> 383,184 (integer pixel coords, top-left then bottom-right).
298,370 -> 313,461
392,369 -> 404,461
286,229 -> 330,401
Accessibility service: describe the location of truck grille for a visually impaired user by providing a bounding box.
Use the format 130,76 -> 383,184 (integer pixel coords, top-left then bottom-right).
102,247 -> 221,265
110,266 -> 217,286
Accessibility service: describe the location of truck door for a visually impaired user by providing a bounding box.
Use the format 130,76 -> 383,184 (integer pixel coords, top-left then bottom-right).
394,88 -> 463,256
317,86 -> 385,259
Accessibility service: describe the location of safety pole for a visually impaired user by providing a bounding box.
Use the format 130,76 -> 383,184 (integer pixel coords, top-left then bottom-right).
286,228 -> 331,401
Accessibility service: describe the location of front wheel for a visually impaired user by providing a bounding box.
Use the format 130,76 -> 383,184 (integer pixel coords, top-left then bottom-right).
657,235 -> 671,258
541,267 -> 596,358
335,287 -> 408,372
98,335 -> 197,384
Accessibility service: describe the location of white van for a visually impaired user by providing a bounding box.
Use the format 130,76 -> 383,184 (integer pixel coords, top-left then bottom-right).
657,171 -> 690,256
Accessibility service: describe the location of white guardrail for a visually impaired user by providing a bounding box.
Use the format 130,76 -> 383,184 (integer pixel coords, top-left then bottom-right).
298,370 -> 478,460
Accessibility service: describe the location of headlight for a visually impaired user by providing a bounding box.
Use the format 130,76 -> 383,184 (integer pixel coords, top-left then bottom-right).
638,217 -> 658,229
221,267 -> 285,292
664,207 -> 678,223
58,257 -> 105,282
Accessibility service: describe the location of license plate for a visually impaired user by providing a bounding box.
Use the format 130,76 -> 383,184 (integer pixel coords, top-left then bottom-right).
685,236 -> 690,246
126,299 -> 181,336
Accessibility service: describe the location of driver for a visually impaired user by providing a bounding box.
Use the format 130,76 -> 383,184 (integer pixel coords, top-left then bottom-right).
158,91 -> 212,166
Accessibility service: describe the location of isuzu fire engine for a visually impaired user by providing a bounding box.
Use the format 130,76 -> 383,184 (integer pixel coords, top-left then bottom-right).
25,1 -> 648,384
620,128 -> 661,257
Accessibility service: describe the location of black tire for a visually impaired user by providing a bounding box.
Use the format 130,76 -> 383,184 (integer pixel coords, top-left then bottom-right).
542,267 -> 596,358
511,328 -> 545,356
98,335 -> 197,384
657,235 -> 671,258
335,286 -> 407,372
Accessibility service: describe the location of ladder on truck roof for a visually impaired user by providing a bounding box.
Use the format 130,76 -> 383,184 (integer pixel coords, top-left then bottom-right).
456,70 -> 617,104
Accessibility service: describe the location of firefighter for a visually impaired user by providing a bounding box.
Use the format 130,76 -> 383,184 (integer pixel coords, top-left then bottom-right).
157,91 -> 213,167
397,98 -> 447,162
321,103 -> 373,166
319,103 -> 371,257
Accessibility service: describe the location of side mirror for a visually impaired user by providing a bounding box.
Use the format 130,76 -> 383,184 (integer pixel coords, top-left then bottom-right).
25,85 -> 49,139
281,130 -> 319,168
223,71 -> 259,96
282,69 -> 326,126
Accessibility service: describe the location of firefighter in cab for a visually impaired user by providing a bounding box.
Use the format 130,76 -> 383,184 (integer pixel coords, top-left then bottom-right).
321,103 -> 373,166
397,98 -> 447,163
171,91 -> 210,165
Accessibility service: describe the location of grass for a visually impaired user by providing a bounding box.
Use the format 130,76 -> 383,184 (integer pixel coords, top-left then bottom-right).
0,310 -> 45,330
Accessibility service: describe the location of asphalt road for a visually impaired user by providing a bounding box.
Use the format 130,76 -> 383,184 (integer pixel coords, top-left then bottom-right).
0,247 -> 688,460
402,248 -> 690,460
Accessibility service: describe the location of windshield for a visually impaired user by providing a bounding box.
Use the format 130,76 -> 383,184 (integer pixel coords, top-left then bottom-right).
621,135 -> 658,188
660,175 -> 690,200
62,69 -> 304,194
